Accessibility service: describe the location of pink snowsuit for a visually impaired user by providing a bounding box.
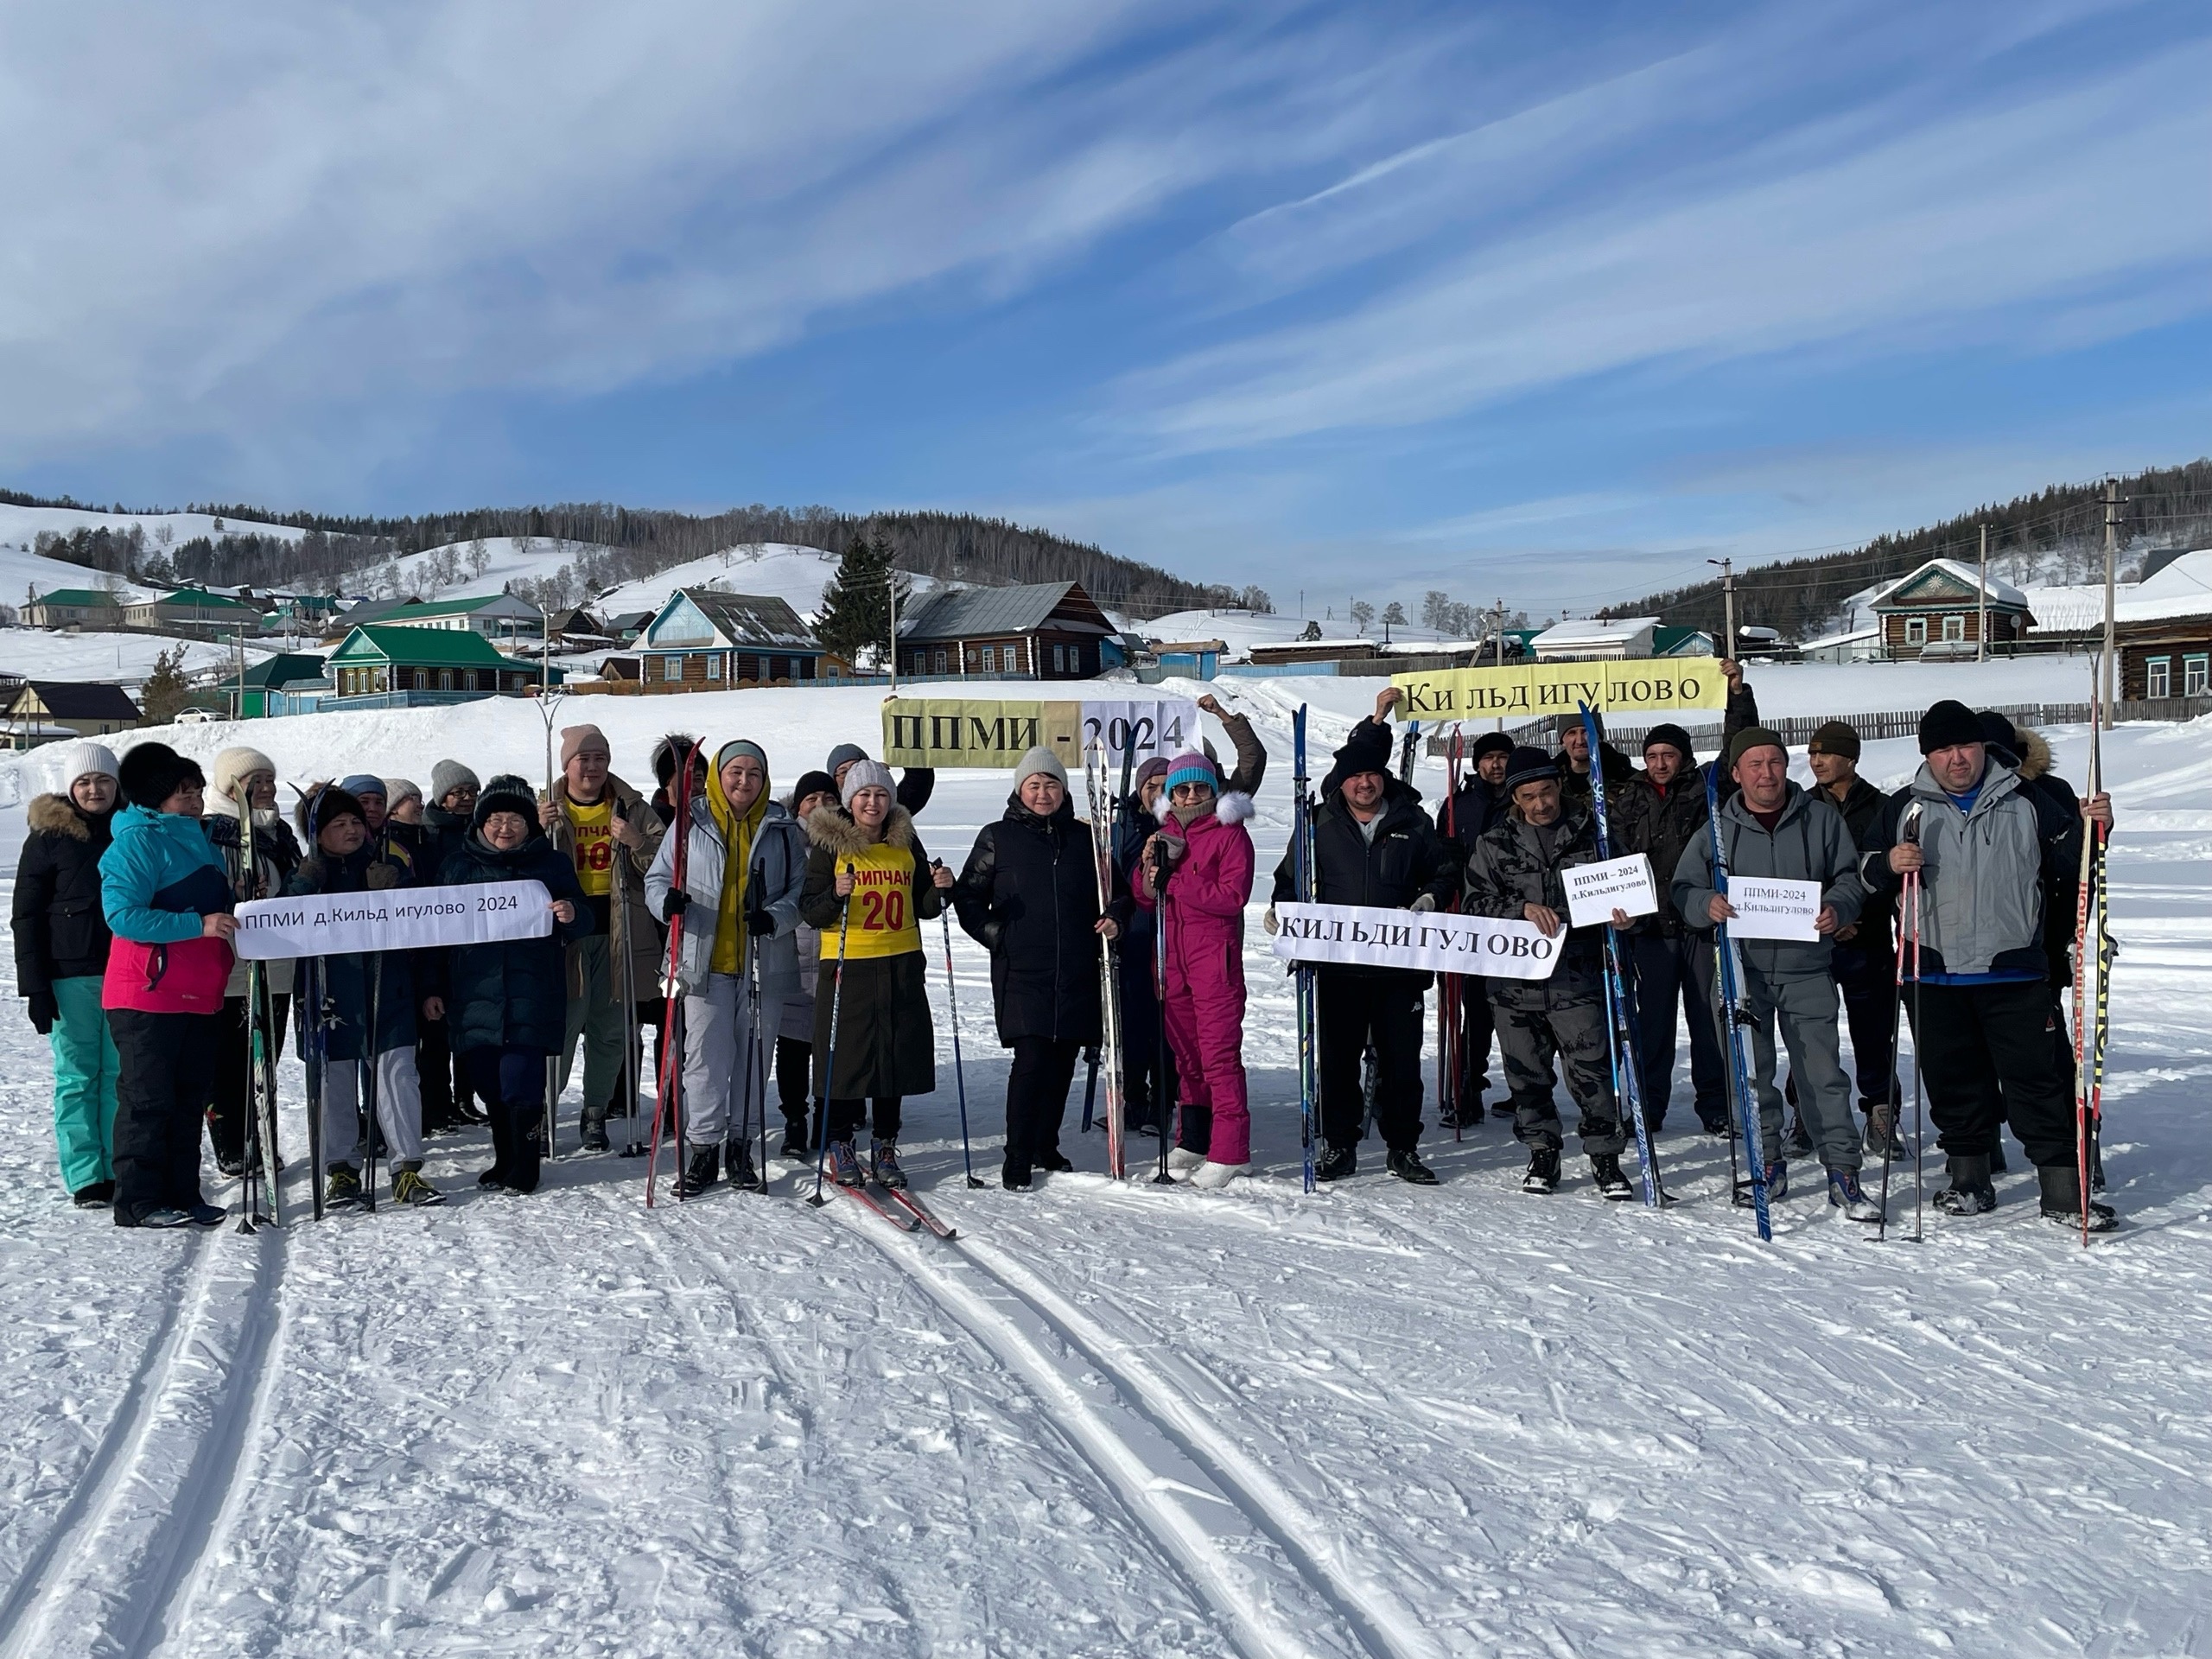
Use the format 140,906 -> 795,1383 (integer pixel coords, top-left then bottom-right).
1135,791 -> 1255,1165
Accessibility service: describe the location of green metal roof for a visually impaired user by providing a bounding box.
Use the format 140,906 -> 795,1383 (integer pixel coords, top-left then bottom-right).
329,625 -> 517,667
231,652 -> 327,689
387,594 -> 521,619
152,588 -> 258,612
32,588 -> 120,607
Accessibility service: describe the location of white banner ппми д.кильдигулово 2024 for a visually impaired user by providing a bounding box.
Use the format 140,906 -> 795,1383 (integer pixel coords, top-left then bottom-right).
232,880 -> 555,959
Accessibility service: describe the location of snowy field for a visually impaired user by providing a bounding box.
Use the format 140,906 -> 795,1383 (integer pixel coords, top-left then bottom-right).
0,630 -> 280,691
1,668 -> 2209,1657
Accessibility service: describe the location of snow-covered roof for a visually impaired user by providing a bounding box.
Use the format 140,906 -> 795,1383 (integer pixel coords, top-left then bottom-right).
1533,616 -> 1656,646
1869,558 -> 2029,611
1800,625 -> 1878,650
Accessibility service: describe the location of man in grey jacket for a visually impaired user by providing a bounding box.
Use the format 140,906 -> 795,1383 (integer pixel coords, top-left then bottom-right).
1859,700 -> 2113,1230
1673,727 -> 1878,1220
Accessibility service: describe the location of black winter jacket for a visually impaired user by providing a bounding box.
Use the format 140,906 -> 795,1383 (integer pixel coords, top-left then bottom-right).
955,794 -> 1128,1046
1817,775 -> 1893,950
286,839 -> 423,1062
1462,809 -> 1608,1002
13,794 -> 117,996
1607,775 -> 1711,938
1270,779 -> 1455,980
435,830 -> 593,1053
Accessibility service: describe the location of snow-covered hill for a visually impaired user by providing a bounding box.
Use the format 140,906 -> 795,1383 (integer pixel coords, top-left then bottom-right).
0,661 -> 2204,1656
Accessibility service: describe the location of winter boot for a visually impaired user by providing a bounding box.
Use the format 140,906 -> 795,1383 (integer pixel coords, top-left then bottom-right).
1188,1160 -> 1249,1190
1589,1153 -> 1634,1201
2037,1165 -> 2117,1232
1933,1153 -> 1997,1216
828,1139 -> 863,1188
1002,1155 -> 1033,1191
871,1140 -> 909,1190
1388,1149 -> 1440,1185
579,1103 -> 611,1154
1863,1100 -> 1906,1160
477,1165 -> 509,1190
1733,1160 -> 1788,1206
1988,1137 -> 2008,1175
1166,1146 -> 1208,1176
118,1205 -> 194,1229
1781,1113 -> 1814,1160
1522,1147 -> 1561,1194
392,1161 -> 447,1206
188,1202 -> 227,1226
1826,1166 -> 1882,1223
726,1141 -> 760,1191
679,1145 -> 721,1198
1036,1147 -> 1074,1174
73,1180 -> 116,1209
325,1164 -> 364,1209
1314,1142 -> 1357,1182
780,1116 -> 811,1160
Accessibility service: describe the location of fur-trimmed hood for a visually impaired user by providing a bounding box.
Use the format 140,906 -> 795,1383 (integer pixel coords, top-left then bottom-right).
2012,725 -> 2052,782
805,800 -> 917,858
1163,789 -> 1255,831
27,792 -> 98,840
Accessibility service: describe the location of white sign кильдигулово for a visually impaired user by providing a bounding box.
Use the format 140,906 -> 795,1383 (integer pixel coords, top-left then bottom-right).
1724,876 -> 1824,942
1269,902 -> 1561,981
1561,855 -> 1658,929
232,880 -> 555,960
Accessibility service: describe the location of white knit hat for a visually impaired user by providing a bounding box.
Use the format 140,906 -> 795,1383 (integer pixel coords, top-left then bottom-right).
52,741 -> 119,790
212,747 -> 277,803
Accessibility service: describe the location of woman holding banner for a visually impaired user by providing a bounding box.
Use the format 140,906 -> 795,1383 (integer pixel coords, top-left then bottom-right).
436,773 -> 593,1195
289,783 -> 438,1208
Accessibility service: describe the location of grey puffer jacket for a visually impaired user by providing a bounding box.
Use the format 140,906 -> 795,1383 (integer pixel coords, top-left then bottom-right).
1859,760 -> 2078,979
1671,783 -> 1863,977
643,798 -> 808,998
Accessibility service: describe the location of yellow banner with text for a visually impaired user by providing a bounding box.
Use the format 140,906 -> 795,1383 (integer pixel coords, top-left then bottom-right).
1389,661 -> 1726,721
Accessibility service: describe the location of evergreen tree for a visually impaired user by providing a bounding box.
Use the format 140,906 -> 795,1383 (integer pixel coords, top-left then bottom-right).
138,647 -> 194,725
815,532 -> 905,670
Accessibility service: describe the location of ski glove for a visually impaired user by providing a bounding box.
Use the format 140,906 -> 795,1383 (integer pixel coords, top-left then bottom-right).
663,890 -> 690,917
26,989 -> 57,1035
1262,906 -> 1279,935
1408,893 -> 1439,913
746,909 -> 776,938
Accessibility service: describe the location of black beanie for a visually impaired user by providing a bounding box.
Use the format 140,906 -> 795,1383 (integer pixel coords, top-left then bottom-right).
295,783 -> 366,840
1503,746 -> 1560,791
1975,711 -> 2020,761
1467,732 -> 1512,764
474,773 -> 538,830
1555,709 -> 1605,741
790,769 -> 836,810
1918,699 -> 1983,754
118,743 -> 203,810
1328,720 -> 1395,789
1643,722 -> 1695,764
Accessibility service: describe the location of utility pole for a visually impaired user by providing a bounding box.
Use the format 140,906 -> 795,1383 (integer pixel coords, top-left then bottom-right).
2103,479 -> 2119,728
1493,599 -> 1507,734
1707,557 -> 1735,658
1976,522 -> 1988,664
888,569 -> 899,690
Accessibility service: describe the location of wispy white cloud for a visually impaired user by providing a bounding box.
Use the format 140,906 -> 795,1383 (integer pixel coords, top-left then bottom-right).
1127,37 -> 2212,451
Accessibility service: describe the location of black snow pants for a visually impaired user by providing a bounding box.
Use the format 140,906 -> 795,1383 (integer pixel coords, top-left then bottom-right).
1906,979 -> 2075,1169
1006,1036 -> 1082,1166
1317,969 -> 1426,1154
111,1008 -> 222,1221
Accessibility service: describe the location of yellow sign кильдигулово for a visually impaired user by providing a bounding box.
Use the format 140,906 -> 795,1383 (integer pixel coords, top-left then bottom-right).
1389,661 -> 1726,721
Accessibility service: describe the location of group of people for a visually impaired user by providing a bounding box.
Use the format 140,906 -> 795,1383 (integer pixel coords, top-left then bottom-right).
12,675 -> 2116,1232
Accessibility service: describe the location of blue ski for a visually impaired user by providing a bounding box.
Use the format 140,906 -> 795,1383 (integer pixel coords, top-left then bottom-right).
1706,760 -> 1771,1241
1578,704 -> 1666,1207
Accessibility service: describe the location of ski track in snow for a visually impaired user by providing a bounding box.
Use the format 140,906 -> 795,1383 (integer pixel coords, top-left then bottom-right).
3,692 -> 2211,1656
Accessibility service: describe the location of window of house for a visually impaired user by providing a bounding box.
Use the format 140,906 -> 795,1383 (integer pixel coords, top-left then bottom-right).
1905,617 -> 1928,645
1942,614 -> 1964,642
707,654 -> 722,680
2188,655 -> 2209,696
932,649 -> 946,675
2146,657 -> 2171,698
664,655 -> 683,679
439,669 -> 454,690
1051,644 -> 1065,673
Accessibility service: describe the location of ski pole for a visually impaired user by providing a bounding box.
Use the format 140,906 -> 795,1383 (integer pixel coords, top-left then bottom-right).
612,798 -> 645,1159
647,741 -> 699,1207
1909,868 -> 1925,1243
1151,836 -> 1175,1185
752,931 -> 772,1194
808,868 -> 854,1208
937,891 -> 983,1188
363,951 -> 384,1212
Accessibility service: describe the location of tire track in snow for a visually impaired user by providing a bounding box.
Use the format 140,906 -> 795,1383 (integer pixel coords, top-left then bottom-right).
827,1198 -> 1404,1659
0,1227 -> 285,1659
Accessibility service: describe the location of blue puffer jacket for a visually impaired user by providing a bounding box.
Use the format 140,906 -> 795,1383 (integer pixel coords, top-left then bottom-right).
99,806 -> 235,1014
435,828 -> 593,1052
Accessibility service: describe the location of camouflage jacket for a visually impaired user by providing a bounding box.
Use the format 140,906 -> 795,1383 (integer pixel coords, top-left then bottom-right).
1462,808 -> 1608,1001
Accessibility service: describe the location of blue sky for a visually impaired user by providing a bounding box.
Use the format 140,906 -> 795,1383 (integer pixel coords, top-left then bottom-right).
4,0 -> 2209,618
